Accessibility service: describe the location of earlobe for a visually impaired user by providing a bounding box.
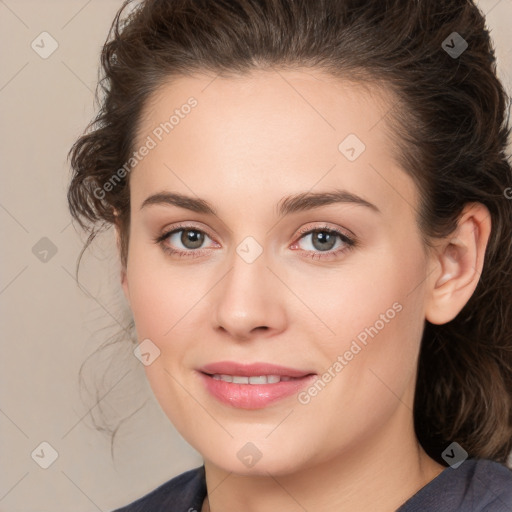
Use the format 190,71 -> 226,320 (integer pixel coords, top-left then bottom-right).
425,203 -> 491,325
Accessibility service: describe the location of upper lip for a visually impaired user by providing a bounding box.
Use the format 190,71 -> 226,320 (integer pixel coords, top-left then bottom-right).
199,361 -> 315,378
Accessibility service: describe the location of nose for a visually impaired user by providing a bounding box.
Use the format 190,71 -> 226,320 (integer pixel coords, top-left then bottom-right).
212,247 -> 288,342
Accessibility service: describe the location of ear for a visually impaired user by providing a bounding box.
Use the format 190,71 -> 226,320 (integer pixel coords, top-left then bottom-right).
113,211 -> 130,306
425,202 -> 491,325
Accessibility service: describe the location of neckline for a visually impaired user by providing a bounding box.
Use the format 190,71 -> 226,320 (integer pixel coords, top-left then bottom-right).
196,461 -> 458,511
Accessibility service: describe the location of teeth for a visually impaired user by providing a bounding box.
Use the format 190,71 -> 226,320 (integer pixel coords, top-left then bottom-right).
211,374 -> 295,384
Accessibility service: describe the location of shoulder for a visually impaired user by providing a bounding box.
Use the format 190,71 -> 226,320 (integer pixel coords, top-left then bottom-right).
398,458 -> 512,512
473,459 -> 512,511
111,465 -> 206,512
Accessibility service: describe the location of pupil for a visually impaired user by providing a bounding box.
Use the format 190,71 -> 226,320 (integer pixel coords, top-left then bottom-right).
313,231 -> 336,251
182,229 -> 204,249
178,230 -> 337,251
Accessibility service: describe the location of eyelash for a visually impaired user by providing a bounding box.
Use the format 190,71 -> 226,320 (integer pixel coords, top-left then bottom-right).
154,223 -> 357,260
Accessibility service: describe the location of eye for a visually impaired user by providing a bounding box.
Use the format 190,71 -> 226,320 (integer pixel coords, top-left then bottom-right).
290,224 -> 356,260
155,224 -> 218,258
171,228 -> 206,250
155,223 -> 356,260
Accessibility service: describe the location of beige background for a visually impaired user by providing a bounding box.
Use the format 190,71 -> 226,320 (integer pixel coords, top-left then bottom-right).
0,1 -> 511,511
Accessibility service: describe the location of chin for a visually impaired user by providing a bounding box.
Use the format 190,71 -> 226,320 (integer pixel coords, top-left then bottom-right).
199,437 -> 313,477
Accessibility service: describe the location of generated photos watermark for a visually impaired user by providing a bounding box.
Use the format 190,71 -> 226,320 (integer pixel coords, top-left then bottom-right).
298,301 -> 403,405
93,97 -> 198,200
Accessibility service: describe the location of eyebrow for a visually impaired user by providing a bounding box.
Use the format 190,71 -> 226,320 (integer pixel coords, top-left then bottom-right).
140,189 -> 381,216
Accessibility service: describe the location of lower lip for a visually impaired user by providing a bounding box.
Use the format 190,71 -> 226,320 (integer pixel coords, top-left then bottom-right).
198,372 -> 317,409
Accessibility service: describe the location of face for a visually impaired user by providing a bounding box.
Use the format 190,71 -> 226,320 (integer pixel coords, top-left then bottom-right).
121,69 -> 431,476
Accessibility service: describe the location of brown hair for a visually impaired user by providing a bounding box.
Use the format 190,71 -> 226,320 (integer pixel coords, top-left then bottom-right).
67,0 -> 512,465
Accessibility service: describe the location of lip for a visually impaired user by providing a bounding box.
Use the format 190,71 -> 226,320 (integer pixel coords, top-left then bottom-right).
200,361 -> 314,378
197,361 -> 317,409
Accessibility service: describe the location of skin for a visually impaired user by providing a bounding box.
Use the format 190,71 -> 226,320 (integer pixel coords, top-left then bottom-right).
118,69 -> 491,512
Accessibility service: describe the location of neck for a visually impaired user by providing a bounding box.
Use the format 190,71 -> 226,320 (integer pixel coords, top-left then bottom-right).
201,402 -> 445,512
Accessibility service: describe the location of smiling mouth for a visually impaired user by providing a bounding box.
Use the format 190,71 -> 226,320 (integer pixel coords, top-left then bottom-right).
205,373 -> 301,384
198,367 -> 317,409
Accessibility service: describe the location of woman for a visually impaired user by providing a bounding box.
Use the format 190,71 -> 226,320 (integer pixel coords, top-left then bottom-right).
67,0 -> 512,510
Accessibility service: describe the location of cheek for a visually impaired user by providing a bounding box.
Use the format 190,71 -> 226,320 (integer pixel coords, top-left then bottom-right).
124,253 -> 204,427
294,236 -> 427,409
288,238 -> 427,357
125,246 -> 207,341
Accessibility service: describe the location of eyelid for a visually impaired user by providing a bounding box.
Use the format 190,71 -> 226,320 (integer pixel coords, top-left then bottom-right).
154,222 -> 220,257
157,221 -> 217,243
289,223 -> 356,258
155,222 -> 357,259
293,222 -> 356,242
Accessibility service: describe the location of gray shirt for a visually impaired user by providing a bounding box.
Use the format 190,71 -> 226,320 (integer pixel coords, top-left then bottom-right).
112,458 -> 512,511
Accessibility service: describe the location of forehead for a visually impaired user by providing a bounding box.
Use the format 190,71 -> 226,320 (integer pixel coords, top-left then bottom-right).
136,68 -> 393,148
130,69 -> 417,220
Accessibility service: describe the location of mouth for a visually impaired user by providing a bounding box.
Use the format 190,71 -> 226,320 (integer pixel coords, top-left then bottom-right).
208,374 -> 299,384
197,362 -> 317,409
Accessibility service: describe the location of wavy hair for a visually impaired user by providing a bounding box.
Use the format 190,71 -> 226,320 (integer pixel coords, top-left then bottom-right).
67,0 -> 512,465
